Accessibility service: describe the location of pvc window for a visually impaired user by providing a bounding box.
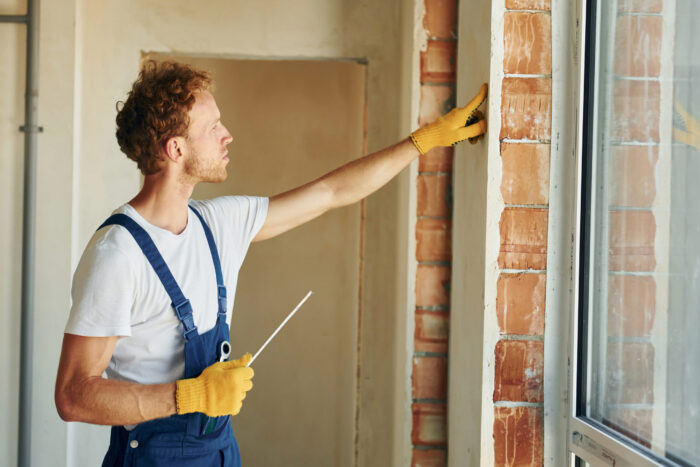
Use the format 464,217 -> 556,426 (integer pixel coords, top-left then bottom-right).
571,1 -> 700,466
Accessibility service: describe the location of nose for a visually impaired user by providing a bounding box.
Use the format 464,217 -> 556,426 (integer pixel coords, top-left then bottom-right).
222,126 -> 233,146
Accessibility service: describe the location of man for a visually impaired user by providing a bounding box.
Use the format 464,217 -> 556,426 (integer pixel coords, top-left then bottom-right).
55,60 -> 486,466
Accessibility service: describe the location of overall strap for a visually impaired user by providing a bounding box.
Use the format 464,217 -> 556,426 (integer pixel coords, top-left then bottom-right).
98,214 -> 198,340
189,206 -> 228,324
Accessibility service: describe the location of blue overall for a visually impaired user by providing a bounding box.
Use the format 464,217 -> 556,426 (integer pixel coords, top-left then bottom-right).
98,206 -> 241,467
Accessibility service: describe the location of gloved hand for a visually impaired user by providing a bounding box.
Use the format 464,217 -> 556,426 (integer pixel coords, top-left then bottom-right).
410,83 -> 488,154
176,353 -> 254,417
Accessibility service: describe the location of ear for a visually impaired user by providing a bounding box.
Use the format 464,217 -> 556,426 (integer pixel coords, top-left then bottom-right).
163,136 -> 186,163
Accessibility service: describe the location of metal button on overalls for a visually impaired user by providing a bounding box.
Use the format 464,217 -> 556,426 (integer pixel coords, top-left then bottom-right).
99,206 -> 241,467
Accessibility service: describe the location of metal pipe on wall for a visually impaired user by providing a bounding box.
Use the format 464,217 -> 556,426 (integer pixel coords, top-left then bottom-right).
2,1 -> 40,466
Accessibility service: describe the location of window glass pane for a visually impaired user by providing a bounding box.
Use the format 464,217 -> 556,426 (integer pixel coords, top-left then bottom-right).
584,1 -> 700,464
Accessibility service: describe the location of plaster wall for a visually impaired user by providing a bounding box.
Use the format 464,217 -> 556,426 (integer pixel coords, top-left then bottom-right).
449,0 -> 498,465
1,0 -> 419,465
0,1 -> 26,464
1,0 -> 78,466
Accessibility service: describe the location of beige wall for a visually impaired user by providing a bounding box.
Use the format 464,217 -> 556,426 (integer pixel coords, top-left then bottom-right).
0,3 -> 26,464
1,0 -> 422,465
1,0 -> 79,466
449,0 -> 495,464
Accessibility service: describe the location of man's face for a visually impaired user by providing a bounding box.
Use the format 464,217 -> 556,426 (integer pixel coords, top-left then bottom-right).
181,90 -> 233,183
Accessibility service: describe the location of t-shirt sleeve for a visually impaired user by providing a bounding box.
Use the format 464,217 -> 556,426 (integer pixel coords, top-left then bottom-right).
65,242 -> 135,337
192,196 -> 269,262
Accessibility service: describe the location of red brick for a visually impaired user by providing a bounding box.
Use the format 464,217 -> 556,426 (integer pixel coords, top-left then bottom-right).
415,310 -> 449,353
416,265 -> 451,306
606,342 -> 655,405
500,143 -> 550,205
608,275 -> 656,337
419,84 -> 455,127
417,174 -> 451,218
412,403 -> 447,446
494,340 -> 544,403
617,0 -> 662,13
614,16 -> 662,77
611,80 -> 660,142
494,406 -> 544,467
413,356 -> 448,400
421,40 -> 457,83
412,448 -> 446,467
504,12 -> 552,75
610,145 -> 658,207
419,146 -> 454,172
609,210 -> 656,271
500,78 -> 552,141
496,273 -> 546,335
416,218 -> 452,262
498,208 -> 548,270
506,0 -> 550,9
423,0 -> 457,40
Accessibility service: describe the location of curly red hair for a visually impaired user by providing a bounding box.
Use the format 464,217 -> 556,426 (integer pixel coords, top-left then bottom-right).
116,60 -> 213,175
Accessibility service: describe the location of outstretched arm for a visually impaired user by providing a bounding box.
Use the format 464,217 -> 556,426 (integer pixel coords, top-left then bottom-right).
254,83 -> 488,242
254,138 -> 419,242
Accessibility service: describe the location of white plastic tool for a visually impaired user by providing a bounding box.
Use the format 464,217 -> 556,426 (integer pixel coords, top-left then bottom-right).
247,290 -> 313,367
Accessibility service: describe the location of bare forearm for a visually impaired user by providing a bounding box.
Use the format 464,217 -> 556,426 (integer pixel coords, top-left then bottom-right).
321,138 -> 419,209
57,376 -> 176,426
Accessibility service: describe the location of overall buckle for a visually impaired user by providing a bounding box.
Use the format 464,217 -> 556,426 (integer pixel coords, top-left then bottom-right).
173,299 -> 192,320
217,285 -> 227,317
172,299 -> 197,339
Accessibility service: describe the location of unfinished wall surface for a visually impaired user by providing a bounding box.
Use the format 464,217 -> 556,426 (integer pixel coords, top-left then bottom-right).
417,0 -> 553,464
0,0 -> 418,466
3,1 -> 575,465
450,0 -> 553,465
410,1 -> 457,465
493,0 -> 552,465
448,0 -> 553,464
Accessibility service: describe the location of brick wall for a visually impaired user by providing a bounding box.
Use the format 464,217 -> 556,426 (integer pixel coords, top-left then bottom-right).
411,1 -> 457,465
494,0 -> 551,465
411,1 -> 554,465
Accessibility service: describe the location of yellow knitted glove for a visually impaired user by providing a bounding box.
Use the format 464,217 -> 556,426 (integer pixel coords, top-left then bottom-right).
410,83 -> 488,154
176,353 -> 254,417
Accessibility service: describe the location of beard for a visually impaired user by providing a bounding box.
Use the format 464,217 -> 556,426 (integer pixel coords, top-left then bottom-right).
181,148 -> 228,184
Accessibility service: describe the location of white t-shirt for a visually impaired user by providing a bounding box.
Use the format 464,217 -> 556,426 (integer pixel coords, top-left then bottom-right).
65,196 -> 268,385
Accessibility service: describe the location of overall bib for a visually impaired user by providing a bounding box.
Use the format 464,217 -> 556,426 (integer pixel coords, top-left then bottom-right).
99,206 -> 241,467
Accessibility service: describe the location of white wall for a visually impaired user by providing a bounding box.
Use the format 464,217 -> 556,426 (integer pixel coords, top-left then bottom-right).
0,1 -> 27,465
1,1 -> 79,466
1,0 -> 422,465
